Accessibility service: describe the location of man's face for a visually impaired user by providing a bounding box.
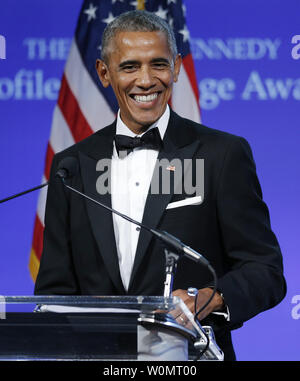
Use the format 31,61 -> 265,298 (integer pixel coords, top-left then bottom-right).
96,31 -> 181,133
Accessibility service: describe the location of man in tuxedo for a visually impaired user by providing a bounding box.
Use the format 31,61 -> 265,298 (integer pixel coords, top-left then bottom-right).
34,11 -> 286,360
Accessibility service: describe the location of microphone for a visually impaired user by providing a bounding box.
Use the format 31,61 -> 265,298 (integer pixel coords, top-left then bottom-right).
55,156 -> 211,267
150,230 -> 210,267
56,156 -> 79,180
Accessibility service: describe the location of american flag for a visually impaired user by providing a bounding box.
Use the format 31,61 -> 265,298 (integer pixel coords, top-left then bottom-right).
29,0 -> 200,281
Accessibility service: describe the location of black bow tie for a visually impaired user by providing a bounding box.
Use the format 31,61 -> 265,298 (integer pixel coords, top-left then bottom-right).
114,127 -> 163,156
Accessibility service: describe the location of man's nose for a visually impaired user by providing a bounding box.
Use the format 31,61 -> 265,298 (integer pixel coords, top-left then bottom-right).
136,66 -> 155,89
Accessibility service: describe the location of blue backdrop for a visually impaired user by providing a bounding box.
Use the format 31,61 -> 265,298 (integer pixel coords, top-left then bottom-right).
0,0 -> 299,360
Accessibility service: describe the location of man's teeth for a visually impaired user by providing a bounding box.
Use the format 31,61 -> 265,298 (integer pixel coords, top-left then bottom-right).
134,93 -> 158,103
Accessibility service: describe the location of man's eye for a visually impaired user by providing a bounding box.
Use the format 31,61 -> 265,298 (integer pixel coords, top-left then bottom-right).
123,65 -> 137,72
153,62 -> 169,69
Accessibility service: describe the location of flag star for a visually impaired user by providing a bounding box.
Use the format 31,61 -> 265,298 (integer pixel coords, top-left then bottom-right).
83,3 -> 97,22
155,5 -> 168,20
167,0 -> 177,4
168,17 -> 174,29
182,3 -> 187,16
130,0 -> 138,7
102,12 -> 116,25
112,0 -> 124,3
179,24 -> 190,42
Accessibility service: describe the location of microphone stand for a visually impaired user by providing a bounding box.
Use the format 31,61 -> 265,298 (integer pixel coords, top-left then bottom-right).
58,175 -> 223,360
163,249 -> 180,298
0,182 -> 48,204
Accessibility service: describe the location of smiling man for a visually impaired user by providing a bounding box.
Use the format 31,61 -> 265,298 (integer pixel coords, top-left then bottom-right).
96,29 -> 181,133
35,11 -> 286,360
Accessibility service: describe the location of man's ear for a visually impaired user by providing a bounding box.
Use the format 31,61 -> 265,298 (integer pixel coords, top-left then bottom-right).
96,59 -> 110,88
173,54 -> 182,83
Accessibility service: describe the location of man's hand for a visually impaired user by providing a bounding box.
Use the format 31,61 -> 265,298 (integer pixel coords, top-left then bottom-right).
172,288 -> 224,323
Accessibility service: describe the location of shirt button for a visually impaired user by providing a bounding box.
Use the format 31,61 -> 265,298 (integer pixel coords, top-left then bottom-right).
135,182 -> 140,186
136,227 -> 141,231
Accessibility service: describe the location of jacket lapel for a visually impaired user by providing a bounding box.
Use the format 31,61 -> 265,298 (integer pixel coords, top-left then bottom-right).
128,111 -> 201,291
78,123 -> 126,294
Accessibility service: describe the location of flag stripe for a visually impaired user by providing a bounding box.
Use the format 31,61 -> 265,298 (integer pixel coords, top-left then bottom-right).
172,63 -> 200,121
32,215 -> 44,261
182,53 -> 200,102
57,74 -> 94,142
44,143 -> 55,180
65,41 -> 115,132
36,175 -> 48,225
50,106 -> 75,153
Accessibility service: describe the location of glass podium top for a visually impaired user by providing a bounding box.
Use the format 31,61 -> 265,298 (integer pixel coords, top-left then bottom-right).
2,295 -> 188,317
0,296 -> 224,361
3,295 -> 179,308
1,295 -> 202,342
1,295 -> 198,334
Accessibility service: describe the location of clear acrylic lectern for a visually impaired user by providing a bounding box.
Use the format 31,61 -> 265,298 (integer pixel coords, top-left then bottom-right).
0,296 -> 223,361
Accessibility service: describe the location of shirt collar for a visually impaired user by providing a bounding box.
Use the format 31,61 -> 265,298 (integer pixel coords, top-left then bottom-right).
116,105 -> 170,140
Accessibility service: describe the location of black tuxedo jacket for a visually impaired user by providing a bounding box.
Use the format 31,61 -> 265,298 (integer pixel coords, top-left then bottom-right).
34,110 -> 286,360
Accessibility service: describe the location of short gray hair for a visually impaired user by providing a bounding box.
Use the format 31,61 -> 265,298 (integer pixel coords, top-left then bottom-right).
101,10 -> 178,63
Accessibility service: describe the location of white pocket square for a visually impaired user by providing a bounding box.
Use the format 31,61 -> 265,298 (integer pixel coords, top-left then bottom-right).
166,195 -> 203,210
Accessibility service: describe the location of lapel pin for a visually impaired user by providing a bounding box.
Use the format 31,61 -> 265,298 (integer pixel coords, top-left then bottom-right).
166,165 -> 176,171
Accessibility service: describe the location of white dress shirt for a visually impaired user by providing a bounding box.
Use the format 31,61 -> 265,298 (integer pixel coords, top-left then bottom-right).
111,106 -> 170,291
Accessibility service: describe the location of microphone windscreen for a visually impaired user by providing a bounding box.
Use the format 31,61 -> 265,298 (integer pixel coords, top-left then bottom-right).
56,156 -> 79,179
